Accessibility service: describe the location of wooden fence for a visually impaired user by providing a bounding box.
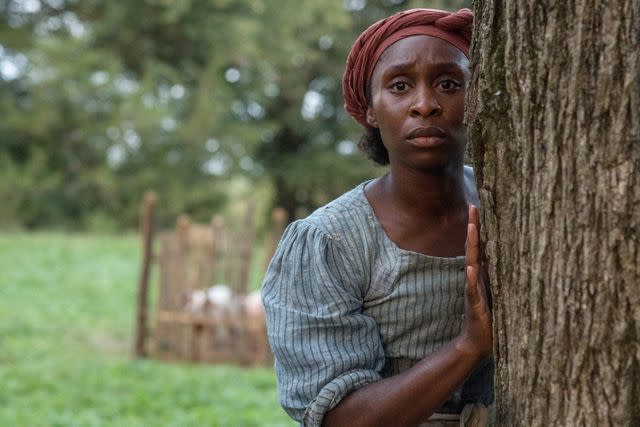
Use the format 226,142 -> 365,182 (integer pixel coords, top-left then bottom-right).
133,192 -> 288,365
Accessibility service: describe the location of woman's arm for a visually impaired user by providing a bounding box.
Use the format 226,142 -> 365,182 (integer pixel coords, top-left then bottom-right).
323,205 -> 493,427
261,219 -> 387,425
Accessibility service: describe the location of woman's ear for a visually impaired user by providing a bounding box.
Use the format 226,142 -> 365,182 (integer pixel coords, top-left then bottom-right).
366,107 -> 378,128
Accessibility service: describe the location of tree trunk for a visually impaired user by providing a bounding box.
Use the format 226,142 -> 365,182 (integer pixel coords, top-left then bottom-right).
467,1 -> 640,425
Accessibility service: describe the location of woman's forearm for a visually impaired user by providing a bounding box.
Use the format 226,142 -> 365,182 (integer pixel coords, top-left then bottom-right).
323,336 -> 483,427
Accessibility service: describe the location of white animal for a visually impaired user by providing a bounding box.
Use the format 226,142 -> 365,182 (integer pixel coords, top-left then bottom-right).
243,291 -> 263,317
242,291 -> 265,333
184,284 -> 233,314
183,285 -> 265,333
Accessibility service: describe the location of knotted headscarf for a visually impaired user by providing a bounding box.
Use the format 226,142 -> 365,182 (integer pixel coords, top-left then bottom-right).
342,8 -> 473,128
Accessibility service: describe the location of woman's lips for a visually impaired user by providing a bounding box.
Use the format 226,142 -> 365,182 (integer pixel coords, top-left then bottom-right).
406,136 -> 446,147
405,126 -> 446,147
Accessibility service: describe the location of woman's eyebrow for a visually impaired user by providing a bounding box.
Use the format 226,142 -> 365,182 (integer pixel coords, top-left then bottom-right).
381,62 -> 415,78
429,61 -> 466,73
381,60 -> 466,79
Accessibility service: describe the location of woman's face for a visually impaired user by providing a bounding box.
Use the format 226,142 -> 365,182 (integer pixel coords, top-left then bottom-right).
366,35 -> 470,172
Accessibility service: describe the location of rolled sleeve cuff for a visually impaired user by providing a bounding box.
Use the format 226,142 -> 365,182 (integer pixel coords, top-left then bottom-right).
302,369 -> 382,427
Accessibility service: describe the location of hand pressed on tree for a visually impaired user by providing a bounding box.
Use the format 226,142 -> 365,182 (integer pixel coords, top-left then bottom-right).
459,204 -> 493,360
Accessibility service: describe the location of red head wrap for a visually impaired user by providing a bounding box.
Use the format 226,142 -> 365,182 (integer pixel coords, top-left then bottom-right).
342,8 -> 473,128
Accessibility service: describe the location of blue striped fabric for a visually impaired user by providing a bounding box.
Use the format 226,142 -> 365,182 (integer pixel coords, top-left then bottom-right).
261,166 -> 494,426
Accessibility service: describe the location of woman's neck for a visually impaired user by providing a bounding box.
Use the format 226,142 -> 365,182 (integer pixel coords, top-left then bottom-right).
364,161 -> 470,256
382,163 -> 468,219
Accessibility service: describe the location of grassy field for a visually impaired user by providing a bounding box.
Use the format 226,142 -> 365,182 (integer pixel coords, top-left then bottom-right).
0,232 -> 294,427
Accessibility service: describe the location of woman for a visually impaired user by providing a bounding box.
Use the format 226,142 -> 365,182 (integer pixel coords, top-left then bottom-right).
262,8 -> 493,427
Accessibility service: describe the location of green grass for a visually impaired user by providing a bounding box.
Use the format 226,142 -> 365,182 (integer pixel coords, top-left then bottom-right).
0,233 -> 294,427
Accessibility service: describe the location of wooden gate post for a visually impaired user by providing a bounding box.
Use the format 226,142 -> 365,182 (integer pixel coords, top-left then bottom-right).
237,200 -> 257,295
264,207 -> 289,271
133,191 -> 158,358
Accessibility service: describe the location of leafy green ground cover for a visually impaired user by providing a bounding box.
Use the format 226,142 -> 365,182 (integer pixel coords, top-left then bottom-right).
0,233 -> 293,427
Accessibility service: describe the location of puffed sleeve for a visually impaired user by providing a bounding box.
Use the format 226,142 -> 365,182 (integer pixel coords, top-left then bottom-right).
261,219 -> 385,426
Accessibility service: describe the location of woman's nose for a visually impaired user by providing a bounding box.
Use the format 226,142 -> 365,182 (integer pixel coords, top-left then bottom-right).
410,87 -> 441,118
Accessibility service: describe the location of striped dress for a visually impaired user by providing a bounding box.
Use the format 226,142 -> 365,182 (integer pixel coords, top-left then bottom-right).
261,166 -> 494,426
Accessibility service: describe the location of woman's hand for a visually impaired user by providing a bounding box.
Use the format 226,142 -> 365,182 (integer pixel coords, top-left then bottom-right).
458,204 -> 493,360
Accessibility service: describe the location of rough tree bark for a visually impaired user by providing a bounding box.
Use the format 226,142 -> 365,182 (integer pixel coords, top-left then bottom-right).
467,1 -> 640,425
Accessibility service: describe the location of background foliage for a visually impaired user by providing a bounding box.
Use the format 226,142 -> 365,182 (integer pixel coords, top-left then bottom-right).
0,0 -> 469,231
0,232 -> 294,426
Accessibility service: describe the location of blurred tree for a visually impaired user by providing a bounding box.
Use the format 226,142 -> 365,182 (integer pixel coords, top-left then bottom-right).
0,0 -> 248,228
0,0 -> 470,230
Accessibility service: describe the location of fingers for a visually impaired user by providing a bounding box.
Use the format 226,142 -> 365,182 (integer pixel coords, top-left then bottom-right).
468,204 -> 479,230
466,204 -> 480,266
463,205 -> 493,356
465,222 -> 479,269
466,204 -> 486,309
465,265 -> 480,306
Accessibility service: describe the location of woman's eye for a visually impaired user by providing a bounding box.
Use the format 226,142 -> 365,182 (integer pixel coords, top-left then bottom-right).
390,81 -> 408,92
438,80 -> 461,91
